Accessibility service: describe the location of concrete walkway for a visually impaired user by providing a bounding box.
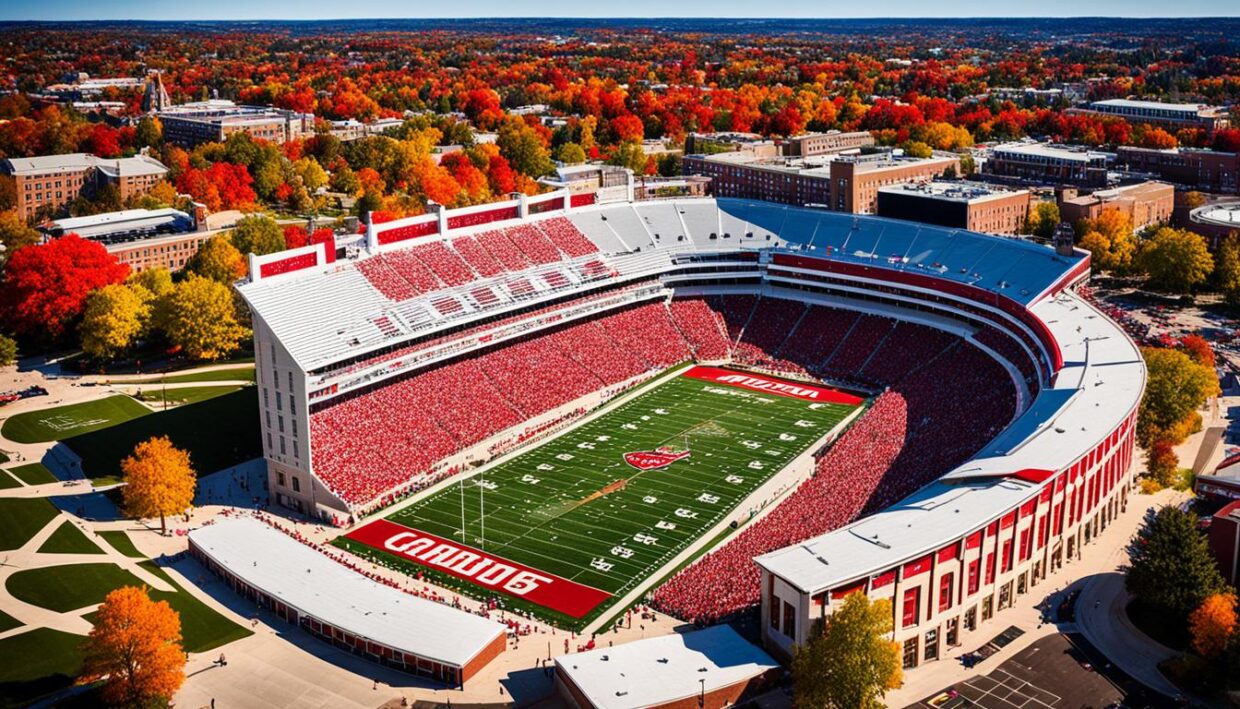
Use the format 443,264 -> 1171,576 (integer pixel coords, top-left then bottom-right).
1075,571 -> 1181,698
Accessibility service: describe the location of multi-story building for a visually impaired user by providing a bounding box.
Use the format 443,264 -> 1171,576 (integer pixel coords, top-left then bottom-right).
1057,181 -> 1175,230
1208,500 -> 1240,587
683,150 -> 959,214
1117,146 -> 1240,195
2,153 -> 169,221
876,181 -> 1031,235
782,131 -> 875,157
159,104 -> 315,147
1070,99 -> 1230,133
983,143 -> 1111,188
40,207 -> 214,273
684,130 -> 874,160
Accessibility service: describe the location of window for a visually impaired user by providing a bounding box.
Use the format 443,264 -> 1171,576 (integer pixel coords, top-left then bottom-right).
902,588 -> 921,628
902,637 -> 919,669
782,601 -> 796,638
292,476 -> 300,493
276,392 -> 283,412
278,416 -> 284,433
939,573 -> 955,613
277,472 -> 285,486
262,388 -> 269,408
288,372 -> 294,391
768,598 -> 780,630
279,437 -> 286,455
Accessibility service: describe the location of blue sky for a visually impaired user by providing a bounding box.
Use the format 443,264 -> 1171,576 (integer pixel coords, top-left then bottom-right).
2,0 -> 1237,20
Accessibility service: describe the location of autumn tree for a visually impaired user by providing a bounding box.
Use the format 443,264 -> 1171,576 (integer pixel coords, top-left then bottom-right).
128,267 -> 173,299
1138,227 -> 1214,293
554,142 -> 587,165
0,333 -> 16,366
1,235 -> 129,339
792,593 -> 902,709
228,215 -> 285,257
79,283 -> 151,360
186,234 -> 247,283
1180,334 -> 1216,369
1076,208 -> 1137,274
1024,202 -> 1060,239
1127,505 -> 1226,621
80,585 -> 185,706
1214,234 -> 1240,306
121,436 -> 196,535
160,275 -> 249,360
1189,592 -> 1237,659
0,209 -> 40,267
497,119 -> 554,177
1138,347 -> 1219,447
1146,439 -> 1179,489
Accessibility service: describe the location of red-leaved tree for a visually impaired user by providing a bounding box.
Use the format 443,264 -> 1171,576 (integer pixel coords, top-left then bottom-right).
2,234 -> 130,338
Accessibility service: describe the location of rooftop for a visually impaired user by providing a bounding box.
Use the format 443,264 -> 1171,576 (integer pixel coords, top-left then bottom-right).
1091,98 -> 1217,114
189,518 -> 505,668
554,625 -> 778,709
992,142 -> 1109,162
3,153 -> 168,177
877,180 -> 1027,203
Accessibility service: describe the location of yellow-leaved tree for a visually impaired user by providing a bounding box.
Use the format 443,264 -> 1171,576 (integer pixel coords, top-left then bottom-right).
80,585 -> 185,706
160,274 -> 249,361
1189,592 -> 1237,658
185,234 -> 246,284
79,283 -> 152,361
792,592 -> 902,709
121,436 -> 195,535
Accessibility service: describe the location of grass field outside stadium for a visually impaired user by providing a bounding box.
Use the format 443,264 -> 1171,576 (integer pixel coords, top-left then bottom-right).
335,365 -> 866,631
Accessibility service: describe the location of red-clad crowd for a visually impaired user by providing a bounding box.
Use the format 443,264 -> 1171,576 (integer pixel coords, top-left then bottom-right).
358,218 -> 603,302
667,297 -> 731,361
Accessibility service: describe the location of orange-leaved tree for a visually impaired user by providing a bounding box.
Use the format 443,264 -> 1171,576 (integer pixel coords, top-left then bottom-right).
80,585 -> 185,706
121,436 -> 195,535
1189,592 -> 1238,658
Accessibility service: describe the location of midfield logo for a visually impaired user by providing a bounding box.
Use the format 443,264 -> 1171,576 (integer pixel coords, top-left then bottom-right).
623,446 -> 691,471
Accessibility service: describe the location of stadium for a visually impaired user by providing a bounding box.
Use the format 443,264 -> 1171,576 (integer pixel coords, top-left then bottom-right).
218,184 -> 1144,679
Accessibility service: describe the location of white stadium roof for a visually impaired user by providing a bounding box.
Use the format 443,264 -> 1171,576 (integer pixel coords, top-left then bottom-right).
189,517 -> 505,668
555,625 -> 778,709
754,286 -> 1144,594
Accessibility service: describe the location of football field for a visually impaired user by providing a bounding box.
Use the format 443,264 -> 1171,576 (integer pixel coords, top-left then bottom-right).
336,365 -> 865,630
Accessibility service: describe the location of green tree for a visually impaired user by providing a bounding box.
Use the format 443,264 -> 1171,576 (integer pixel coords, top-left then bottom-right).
128,267 -> 173,298
791,593 -> 902,709
1138,227 -> 1214,293
135,116 -> 163,148
1127,505 -> 1226,620
330,166 -> 362,196
79,283 -> 151,360
228,215 -> 285,257
1213,233 -> 1240,306
607,141 -> 647,173
1024,202 -> 1060,238
293,158 -> 328,193
553,142 -> 587,165
497,119 -> 554,177
0,332 -> 16,365
1138,346 -> 1220,447
160,275 -> 249,360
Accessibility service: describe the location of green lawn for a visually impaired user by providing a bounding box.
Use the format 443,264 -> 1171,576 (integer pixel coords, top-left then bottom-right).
97,530 -> 144,559
122,367 -> 256,385
1,396 -> 150,444
9,462 -> 58,486
6,563 -> 144,612
0,450 -> 8,463
0,469 -> 20,490
135,385 -> 243,407
139,562 -> 253,653
36,522 -> 104,555
338,367 -> 861,630
63,388 -> 261,480
0,498 -> 61,551
0,628 -> 86,709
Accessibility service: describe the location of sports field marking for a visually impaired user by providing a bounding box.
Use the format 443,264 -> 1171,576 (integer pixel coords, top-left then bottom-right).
338,366 -> 864,629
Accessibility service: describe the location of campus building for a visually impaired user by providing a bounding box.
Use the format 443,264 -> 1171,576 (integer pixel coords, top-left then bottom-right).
983,143 -> 1110,188
2,153 -> 169,221
876,181 -> 1031,235
158,104 -> 315,147
1057,181 -> 1175,230
1117,146 -> 1240,195
683,150 -> 959,213
1070,99 -> 1230,133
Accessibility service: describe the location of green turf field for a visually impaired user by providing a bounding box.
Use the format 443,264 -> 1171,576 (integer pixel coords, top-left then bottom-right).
1,396 -> 149,444
337,367 -> 862,629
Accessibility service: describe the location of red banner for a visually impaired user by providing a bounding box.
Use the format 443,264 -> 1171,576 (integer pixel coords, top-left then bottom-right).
682,366 -> 865,405
345,519 -> 612,618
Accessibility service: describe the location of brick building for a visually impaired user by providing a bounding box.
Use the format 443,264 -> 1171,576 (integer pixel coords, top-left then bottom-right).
1070,99 -> 1230,133
983,143 -> 1110,188
159,104 -> 315,147
1057,181 -> 1175,230
1117,146 -> 1240,195
1208,500 -> 1240,587
685,130 -> 874,159
877,181 -> 1031,235
683,150 -> 959,214
2,153 -> 168,221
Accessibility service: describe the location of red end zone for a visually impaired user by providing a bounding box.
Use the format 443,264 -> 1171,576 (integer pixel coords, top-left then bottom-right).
346,518 -> 612,618
683,365 -> 865,405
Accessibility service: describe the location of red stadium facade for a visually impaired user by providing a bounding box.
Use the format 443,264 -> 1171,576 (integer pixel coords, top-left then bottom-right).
237,192 -> 1142,666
